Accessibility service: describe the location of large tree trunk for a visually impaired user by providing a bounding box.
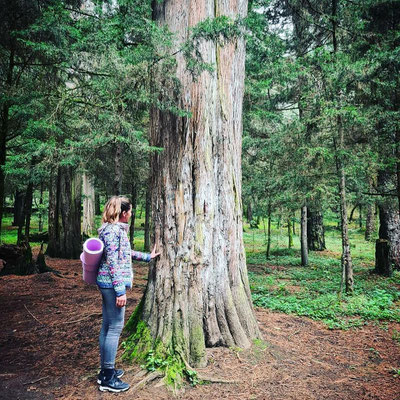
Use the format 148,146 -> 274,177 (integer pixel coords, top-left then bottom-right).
132,0 -> 260,368
47,168 -> 60,256
307,209 -> 326,251
300,205 -> 308,266
95,192 -> 101,215
12,190 -> 25,227
377,170 -> 400,270
38,182 -> 44,233
23,181 -> 34,241
82,172 -> 95,237
144,186 -> 151,252
47,167 -> 82,258
129,183 -> 137,248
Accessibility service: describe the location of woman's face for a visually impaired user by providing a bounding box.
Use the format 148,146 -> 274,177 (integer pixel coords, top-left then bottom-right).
120,206 -> 132,223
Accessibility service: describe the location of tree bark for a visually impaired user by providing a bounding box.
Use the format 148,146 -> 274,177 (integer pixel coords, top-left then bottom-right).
38,182 -> 44,233
95,192 -> 101,215
332,0 -> 353,294
266,202 -> 272,259
377,170 -> 400,270
47,167 -> 82,258
375,239 -> 392,277
113,141 -> 123,195
12,191 -> 25,227
136,0 -> 261,368
0,47 -> 14,242
23,181 -> 34,242
47,168 -> 60,257
300,205 -> 308,266
82,172 -> 95,237
130,183 -> 138,248
287,218 -> 293,249
307,209 -> 326,251
365,202 -> 375,241
144,186 -> 151,252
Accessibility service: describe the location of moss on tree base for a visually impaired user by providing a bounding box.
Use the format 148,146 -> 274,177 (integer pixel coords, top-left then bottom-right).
121,301 -> 200,388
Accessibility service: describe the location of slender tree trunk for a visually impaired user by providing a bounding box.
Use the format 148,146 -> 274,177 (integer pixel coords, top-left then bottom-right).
130,183 -> 137,247
292,215 -> 296,235
266,202 -> 272,259
38,182 -> 44,233
95,192 -> 101,215
359,205 -> 362,228
131,0 -> 260,368
287,218 -> 293,249
307,209 -> 326,251
335,128 -> 354,293
349,203 -> 358,223
82,172 -> 95,237
300,205 -> 308,266
144,186 -> 151,252
365,202 -> 375,241
332,0 -> 353,293
113,141 -> 123,195
246,203 -> 253,223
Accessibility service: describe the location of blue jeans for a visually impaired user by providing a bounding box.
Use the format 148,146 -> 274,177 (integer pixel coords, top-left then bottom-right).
99,287 -> 125,369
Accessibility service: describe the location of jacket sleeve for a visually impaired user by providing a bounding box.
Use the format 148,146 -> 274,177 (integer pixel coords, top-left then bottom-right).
132,250 -> 151,263
103,227 -> 126,296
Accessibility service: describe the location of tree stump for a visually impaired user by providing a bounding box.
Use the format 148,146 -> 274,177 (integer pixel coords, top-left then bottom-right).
0,242 -> 49,276
375,239 -> 392,277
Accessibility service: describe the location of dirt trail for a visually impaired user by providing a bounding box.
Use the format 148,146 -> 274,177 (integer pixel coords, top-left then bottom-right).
0,256 -> 399,400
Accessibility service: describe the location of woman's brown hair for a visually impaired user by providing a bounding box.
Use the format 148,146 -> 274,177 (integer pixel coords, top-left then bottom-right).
102,196 -> 131,224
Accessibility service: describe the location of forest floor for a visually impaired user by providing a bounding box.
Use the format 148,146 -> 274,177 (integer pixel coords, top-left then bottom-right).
0,252 -> 399,400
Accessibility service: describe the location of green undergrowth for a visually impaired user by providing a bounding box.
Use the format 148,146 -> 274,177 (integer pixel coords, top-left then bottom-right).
121,301 -> 200,388
243,218 -> 400,330
249,264 -> 400,330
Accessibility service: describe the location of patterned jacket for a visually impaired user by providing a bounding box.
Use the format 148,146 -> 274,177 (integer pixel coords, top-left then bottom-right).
96,222 -> 151,296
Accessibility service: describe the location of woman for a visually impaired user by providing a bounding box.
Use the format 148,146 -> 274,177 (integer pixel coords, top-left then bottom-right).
96,196 -> 159,393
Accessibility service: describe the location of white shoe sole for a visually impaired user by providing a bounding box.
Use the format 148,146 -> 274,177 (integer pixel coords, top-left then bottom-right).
97,372 -> 124,384
98,385 -> 129,393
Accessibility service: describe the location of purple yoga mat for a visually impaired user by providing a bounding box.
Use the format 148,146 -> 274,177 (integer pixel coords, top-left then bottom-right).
81,238 -> 104,284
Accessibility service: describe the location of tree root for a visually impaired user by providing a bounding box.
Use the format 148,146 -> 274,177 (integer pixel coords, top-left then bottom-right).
132,371 -> 164,391
177,351 -> 239,384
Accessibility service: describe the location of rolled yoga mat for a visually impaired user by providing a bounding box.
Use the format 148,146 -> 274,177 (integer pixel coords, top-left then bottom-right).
81,238 -> 104,284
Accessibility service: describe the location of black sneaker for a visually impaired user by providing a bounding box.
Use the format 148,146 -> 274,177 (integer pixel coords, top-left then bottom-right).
99,372 -> 130,393
97,369 -> 124,384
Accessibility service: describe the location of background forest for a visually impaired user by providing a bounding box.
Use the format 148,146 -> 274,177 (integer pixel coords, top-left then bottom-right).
1,0 -> 400,398
2,0 -> 399,278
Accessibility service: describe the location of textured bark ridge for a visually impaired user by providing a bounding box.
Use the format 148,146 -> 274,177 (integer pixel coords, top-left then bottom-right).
140,0 -> 261,367
307,209 -> 326,251
377,170 -> 400,271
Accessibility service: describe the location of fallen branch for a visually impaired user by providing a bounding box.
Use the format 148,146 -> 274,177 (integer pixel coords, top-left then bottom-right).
23,376 -> 49,385
196,373 -> 238,384
24,305 -> 44,325
62,313 -> 101,324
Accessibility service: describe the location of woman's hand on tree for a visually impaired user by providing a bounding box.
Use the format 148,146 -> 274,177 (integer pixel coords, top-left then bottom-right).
150,245 -> 161,259
116,294 -> 127,308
